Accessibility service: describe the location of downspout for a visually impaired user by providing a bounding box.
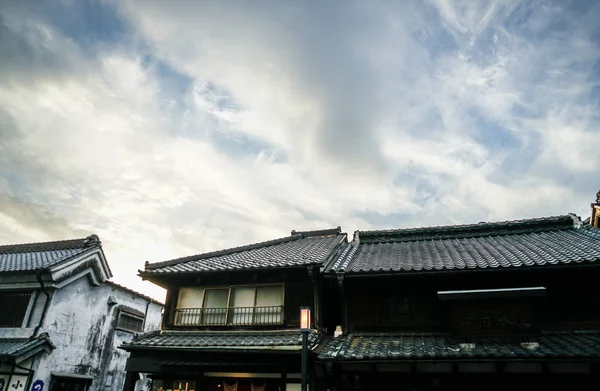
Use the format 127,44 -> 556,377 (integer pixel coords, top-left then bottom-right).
307,266 -> 319,327
142,300 -> 151,331
33,270 -> 51,337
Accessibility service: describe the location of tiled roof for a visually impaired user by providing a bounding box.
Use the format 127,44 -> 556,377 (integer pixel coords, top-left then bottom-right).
327,215 -> 600,274
142,228 -> 346,275
319,332 -> 600,361
0,235 -> 102,273
105,280 -> 164,306
122,330 -> 322,351
0,333 -> 55,361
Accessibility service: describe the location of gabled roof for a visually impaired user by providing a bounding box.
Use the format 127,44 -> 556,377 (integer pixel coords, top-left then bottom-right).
0,234 -> 102,273
327,215 -> 600,274
105,280 -> 164,306
0,332 -> 55,362
141,228 -> 346,276
319,332 -> 600,361
121,330 -> 322,352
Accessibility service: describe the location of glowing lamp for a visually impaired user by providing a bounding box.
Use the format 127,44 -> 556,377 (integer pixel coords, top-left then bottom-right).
300,306 -> 311,331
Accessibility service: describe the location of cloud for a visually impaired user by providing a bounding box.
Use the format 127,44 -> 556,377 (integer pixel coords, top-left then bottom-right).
1,0 -> 599,299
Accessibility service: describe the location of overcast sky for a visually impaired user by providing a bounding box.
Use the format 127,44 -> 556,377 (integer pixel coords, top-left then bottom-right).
1,0 -> 599,300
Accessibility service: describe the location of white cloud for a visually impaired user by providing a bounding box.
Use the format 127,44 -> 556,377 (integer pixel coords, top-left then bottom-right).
1,0 -> 599,299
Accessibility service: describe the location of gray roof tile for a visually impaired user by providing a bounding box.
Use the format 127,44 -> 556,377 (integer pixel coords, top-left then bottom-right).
0,333 -> 55,360
0,235 -> 101,273
319,332 -> 600,361
142,228 -> 346,275
327,215 -> 600,274
122,330 -> 321,351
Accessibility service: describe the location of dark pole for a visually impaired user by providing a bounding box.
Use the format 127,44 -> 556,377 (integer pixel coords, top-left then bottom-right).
301,330 -> 308,391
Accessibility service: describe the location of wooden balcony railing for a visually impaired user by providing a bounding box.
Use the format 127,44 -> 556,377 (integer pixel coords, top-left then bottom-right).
174,305 -> 284,326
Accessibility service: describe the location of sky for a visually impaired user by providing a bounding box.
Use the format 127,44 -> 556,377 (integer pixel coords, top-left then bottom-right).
1,0 -> 599,301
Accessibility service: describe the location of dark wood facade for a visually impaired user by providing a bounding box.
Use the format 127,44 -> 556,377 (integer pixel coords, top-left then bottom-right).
321,264 -> 600,391
338,265 -> 600,334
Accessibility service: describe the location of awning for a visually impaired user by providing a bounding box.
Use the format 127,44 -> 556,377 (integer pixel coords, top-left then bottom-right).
51,373 -> 94,380
319,332 -> 600,361
121,329 -> 322,352
0,333 -> 55,363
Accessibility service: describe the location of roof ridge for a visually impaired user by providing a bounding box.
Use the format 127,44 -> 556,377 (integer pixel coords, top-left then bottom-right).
0,234 -> 101,254
130,329 -> 161,342
145,233 -> 304,270
358,215 -> 579,243
326,242 -> 352,272
291,227 -> 342,237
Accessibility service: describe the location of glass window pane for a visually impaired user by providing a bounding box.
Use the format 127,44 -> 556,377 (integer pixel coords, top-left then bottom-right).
203,289 -> 229,308
255,286 -> 283,325
230,287 -> 256,325
202,288 -> 229,325
178,288 -> 204,308
176,288 -> 204,325
256,286 -> 283,306
231,287 -> 256,307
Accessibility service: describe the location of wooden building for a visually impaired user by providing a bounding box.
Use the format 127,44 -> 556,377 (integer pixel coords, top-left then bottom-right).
121,228 -> 348,391
318,214 -> 600,390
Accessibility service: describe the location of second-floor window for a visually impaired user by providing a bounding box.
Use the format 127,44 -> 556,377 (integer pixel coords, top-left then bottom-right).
0,291 -> 32,328
175,284 -> 284,326
117,310 -> 145,333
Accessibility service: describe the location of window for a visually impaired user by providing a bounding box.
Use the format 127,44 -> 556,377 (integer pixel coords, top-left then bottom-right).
50,376 -> 91,391
175,285 -> 284,326
116,310 -> 144,332
0,291 -> 32,327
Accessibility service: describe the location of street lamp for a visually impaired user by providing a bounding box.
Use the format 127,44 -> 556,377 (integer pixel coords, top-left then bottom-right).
300,306 -> 311,391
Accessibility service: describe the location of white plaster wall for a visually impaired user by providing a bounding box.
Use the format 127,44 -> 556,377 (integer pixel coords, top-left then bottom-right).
100,296 -> 162,391
28,275 -> 162,391
27,290 -> 48,328
143,302 -> 163,332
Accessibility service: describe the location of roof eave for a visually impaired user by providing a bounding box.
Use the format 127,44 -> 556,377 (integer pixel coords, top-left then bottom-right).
323,357 -> 600,363
120,345 -> 306,354
336,260 -> 600,278
139,262 -> 327,281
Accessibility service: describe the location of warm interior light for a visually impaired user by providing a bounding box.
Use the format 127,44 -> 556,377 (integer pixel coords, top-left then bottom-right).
300,306 -> 311,330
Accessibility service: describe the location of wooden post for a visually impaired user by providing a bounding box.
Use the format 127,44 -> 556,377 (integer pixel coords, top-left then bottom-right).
122,371 -> 138,391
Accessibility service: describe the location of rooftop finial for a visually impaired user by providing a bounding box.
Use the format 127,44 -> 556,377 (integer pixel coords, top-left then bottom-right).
83,234 -> 101,247
592,190 -> 600,228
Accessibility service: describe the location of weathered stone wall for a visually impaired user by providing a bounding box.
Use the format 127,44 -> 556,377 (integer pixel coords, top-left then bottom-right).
29,275 -> 162,391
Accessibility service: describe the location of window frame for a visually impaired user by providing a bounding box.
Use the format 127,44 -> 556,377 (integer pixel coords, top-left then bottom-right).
116,309 -> 145,333
0,290 -> 35,328
175,283 -> 285,326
